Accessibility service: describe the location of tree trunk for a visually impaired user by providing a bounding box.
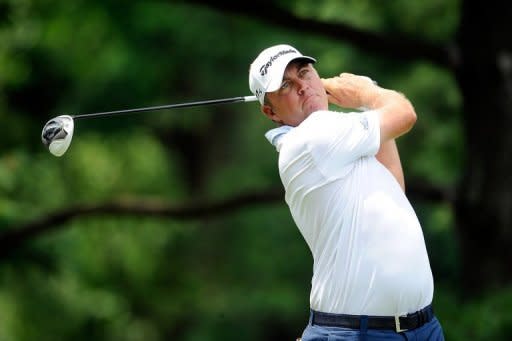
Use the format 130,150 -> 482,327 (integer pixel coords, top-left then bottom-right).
454,1 -> 512,295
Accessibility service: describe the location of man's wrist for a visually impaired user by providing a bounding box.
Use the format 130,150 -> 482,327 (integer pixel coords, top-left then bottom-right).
360,86 -> 386,109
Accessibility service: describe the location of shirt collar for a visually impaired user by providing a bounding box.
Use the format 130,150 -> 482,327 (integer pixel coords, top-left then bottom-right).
265,125 -> 293,152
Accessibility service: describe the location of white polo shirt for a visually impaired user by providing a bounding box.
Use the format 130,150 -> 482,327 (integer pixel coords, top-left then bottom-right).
266,110 -> 433,316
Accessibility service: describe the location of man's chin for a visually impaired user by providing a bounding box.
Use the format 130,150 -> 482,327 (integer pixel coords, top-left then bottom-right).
304,103 -> 326,115
304,96 -> 328,114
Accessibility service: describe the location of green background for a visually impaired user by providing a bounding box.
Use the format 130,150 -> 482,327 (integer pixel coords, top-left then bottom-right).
1,0 -> 510,340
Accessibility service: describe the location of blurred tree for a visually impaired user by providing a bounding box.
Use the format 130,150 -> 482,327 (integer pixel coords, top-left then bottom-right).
3,0 -> 502,296
454,1 -> 512,295
1,0 -> 511,340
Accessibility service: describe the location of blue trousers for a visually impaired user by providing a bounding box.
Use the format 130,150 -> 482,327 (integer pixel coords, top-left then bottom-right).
300,313 -> 445,341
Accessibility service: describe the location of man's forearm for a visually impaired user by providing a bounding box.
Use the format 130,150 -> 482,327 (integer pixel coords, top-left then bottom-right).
376,139 -> 405,191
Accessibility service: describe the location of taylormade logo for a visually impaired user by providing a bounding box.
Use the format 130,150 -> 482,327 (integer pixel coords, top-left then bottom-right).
259,49 -> 297,76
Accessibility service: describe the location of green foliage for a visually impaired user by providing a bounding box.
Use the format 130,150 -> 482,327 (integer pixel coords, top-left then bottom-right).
436,286 -> 512,340
0,0 -> 496,339
0,130 -> 181,224
292,0 -> 460,42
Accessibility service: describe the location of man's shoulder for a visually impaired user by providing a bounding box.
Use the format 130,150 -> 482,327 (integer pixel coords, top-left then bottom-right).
293,110 -> 345,139
299,110 -> 353,130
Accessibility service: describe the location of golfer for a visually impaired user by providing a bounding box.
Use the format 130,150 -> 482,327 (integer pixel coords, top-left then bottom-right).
249,44 -> 444,340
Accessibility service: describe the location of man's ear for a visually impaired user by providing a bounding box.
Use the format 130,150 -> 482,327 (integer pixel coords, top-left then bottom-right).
261,105 -> 282,124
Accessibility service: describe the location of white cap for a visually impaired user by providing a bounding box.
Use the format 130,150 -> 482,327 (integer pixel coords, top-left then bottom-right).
249,44 -> 316,104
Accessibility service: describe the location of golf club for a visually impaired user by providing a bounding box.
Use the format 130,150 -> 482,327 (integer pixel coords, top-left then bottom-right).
41,95 -> 258,157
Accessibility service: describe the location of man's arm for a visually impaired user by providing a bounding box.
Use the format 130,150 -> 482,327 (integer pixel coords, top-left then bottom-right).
376,140 -> 405,190
321,73 -> 416,190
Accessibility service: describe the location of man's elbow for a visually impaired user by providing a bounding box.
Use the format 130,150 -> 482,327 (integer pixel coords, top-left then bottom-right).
391,91 -> 417,132
379,93 -> 418,140
402,100 -> 417,132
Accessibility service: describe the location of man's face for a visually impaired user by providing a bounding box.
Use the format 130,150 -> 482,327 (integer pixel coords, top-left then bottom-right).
262,61 -> 328,127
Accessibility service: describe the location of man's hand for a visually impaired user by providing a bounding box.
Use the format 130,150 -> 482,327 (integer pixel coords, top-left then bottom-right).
321,73 -> 381,109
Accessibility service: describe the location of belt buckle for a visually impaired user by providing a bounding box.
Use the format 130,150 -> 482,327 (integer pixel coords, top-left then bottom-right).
394,315 -> 408,333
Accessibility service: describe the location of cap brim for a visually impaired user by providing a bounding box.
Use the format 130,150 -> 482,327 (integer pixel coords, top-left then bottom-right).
265,56 -> 317,94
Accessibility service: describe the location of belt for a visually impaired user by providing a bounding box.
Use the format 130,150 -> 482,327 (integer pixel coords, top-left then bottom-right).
311,304 -> 434,333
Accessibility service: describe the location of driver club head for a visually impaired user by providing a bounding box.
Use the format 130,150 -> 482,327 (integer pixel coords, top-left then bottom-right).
41,115 -> 74,157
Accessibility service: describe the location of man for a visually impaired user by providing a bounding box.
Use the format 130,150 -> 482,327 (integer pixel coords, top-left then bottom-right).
248,44 -> 444,340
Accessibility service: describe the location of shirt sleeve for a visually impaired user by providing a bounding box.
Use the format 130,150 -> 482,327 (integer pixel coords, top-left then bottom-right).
305,110 -> 381,179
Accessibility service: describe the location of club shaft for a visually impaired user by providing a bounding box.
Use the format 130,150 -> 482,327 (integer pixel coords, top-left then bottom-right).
72,95 -> 258,120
